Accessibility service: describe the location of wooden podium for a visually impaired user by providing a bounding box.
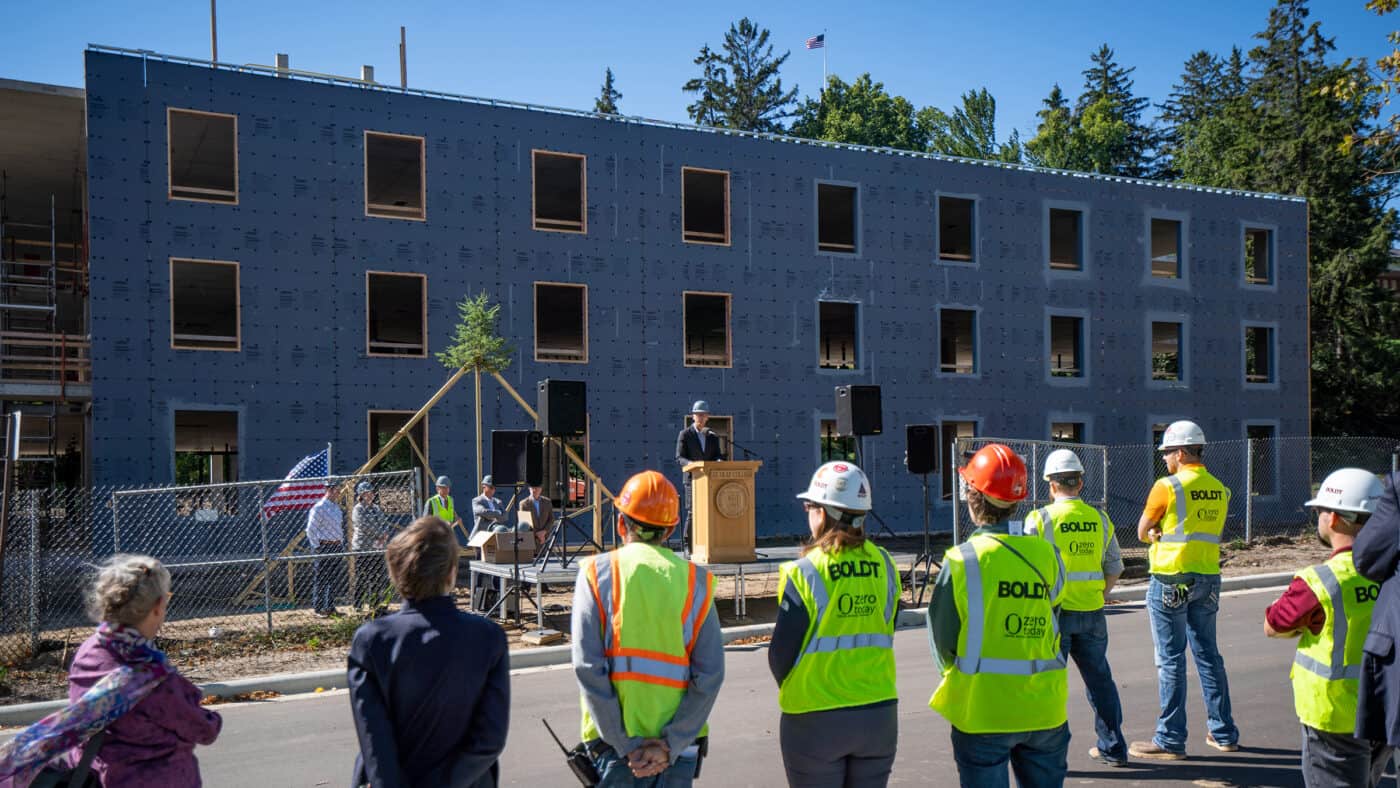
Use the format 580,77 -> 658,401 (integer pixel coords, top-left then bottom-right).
684,460 -> 762,564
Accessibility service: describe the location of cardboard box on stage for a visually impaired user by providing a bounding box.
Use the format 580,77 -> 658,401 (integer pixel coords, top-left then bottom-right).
467,529 -> 537,564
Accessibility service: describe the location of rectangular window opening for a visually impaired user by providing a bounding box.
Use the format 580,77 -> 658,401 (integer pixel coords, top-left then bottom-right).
366,272 -> 427,357
820,419 -> 857,464
1050,315 -> 1083,378
1151,321 -> 1182,381
171,259 -> 239,350
1245,325 -> 1274,384
533,151 -> 586,232
369,411 -> 429,500
1247,423 -> 1278,497
683,168 -> 730,244
168,109 -> 237,203
1245,228 -> 1273,285
1049,208 -> 1082,270
364,132 -> 425,219
684,292 -> 731,367
817,183 -> 858,253
818,301 -> 858,369
940,421 -> 977,500
1051,422 -> 1085,443
939,196 -> 975,262
1151,218 -> 1182,279
174,410 -> 238,487
535,283 -> 588,362
940,309 -> 977,374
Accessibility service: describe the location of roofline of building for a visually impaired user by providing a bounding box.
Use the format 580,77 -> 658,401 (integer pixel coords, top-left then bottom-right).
87,43 -> 1307,205
0,77 -> 84,99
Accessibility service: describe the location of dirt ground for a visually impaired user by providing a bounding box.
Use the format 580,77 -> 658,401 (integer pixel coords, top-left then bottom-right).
0,534 -> 1325,706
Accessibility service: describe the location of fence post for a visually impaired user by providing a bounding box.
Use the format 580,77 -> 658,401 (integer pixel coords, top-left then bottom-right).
1029,443 -> 1040,507
950,439 -> 961,544
1245,439 -> 1254,544
259,487 -> 273,635
27,491 -> 39,654
110,491 -> 120,553
1392,445 -> 1398,475
1101,448 -> 1110,512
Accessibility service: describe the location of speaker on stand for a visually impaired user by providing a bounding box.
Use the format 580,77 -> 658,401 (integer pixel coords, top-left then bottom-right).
904,424 -> 941,605
834,386 -> 896,539
534,380 -> 601,569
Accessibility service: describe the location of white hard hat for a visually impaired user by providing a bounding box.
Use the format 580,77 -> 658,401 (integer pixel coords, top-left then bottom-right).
1042,449 -> 1085,479
797,461 -> 873,518
1158,420 -> 1206,450
1305,468 -> 1384,517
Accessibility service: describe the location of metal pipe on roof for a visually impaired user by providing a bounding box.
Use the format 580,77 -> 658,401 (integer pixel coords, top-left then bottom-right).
399,27 -> 407,89
210,0 -> 217,62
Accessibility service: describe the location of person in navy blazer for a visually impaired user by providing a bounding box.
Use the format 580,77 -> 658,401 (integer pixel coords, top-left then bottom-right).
1353,471 -> 1400,746
675,400 -> 725,554
347,516 -> 510,788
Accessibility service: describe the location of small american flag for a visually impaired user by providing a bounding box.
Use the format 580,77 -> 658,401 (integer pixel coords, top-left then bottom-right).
262,449 -> 330,516
806,34 -> 824,50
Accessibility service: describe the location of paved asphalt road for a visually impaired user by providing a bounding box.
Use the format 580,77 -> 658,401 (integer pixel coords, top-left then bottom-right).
12,587 -> 1399,787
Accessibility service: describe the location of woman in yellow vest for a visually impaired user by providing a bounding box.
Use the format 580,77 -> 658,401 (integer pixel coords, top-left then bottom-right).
770,461 -> 900,787
1265,467 -> 1392,787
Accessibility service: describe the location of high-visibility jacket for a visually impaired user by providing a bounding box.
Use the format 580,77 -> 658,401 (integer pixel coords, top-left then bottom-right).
777,540 -> 899,714
427,494 -> 456,523
1148,466 -> 1230,576
1291,552 -> 1378,733
1026,499 -> 1113,612
580,542 -> 715,742
929,532 -> 1068,734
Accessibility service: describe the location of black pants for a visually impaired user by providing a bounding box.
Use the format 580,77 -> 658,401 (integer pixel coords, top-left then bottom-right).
1300,725 -> 1393,788
780,702 -> 898,788
312,542 -> 342,612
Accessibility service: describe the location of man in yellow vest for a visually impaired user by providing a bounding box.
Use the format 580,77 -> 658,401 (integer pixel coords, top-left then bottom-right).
571,470 -> 723,786
423,475 -> 465,534
928,443 -> 1070,785
1265,467 -> 1391,787
1130,420 -> 1239,760
1025,448 -> 1127,767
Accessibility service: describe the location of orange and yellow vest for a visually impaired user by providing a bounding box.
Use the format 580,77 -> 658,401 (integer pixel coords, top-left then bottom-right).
1149,466 -> 1229,575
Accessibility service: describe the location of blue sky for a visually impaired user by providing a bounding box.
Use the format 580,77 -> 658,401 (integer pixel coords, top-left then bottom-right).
3,1 -> 1391,139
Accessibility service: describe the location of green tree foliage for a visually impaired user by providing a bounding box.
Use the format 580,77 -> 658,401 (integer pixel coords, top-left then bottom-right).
437,292 -> 514,373
1024,85 -> 1079,168
1324,0 -> 1399,177
594,67 -> 622,115
789,74 -> 928,150
1077,45 -> 1156,176
922,88 -> 1022,162
683,18 -> 799,132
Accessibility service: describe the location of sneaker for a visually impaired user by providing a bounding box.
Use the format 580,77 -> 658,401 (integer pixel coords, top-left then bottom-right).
1088,747 -> 1128,767
1205,735 -> 1239,752
1128,741 -> 1185,761
312,609 -> 330,619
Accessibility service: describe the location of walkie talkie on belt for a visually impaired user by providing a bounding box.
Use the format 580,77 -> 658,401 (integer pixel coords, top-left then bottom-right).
542,718 -> 601,787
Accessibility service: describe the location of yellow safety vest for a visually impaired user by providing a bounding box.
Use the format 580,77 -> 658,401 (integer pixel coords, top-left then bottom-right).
777,540 -> 899,714
580,542 -> 714,742
427,494 -> 455,523
1027,499 -> 1113,612
1291,552 -> 1378,733
1148,466 -> 1229,576
930,533 -> 1068,734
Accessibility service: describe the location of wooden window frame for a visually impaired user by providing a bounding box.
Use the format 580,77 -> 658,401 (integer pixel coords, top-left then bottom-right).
1243,226 -> 1276,287
363,130 -> 427,221
167,108 -> 239,204
365,271 -> 429,358
815,180 -> 860,255
936,194 -> 978,264
534,281 -> 589,363
169,257 -> 241,352
682,167 -> 731,245
937,306 -> 979,376
682,291 -> 732,368
816,299 -> 861,371
532,150 -> 588,234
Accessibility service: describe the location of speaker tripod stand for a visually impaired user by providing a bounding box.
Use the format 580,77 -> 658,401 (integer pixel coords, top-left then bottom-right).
855,435 -> 898,540
910,472 -> 941,606
534,436 -> 603,569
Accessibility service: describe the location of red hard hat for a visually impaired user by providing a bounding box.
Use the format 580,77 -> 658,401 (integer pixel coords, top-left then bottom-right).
958,444 -> 1028,506
615,470 -> 680,528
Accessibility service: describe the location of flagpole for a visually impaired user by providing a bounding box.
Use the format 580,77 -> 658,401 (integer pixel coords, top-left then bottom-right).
822,29 -> 827,89
326,442 -> 333,477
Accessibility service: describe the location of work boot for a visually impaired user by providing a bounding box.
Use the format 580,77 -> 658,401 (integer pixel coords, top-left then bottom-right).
1205,735 -> 1239,752
1088,747 -> 1127,767
1128,741 -> 1185,761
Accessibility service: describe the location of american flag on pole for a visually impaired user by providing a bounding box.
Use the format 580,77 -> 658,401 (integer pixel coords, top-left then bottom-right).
805,34 -> 824,50
262,449 -> 330,516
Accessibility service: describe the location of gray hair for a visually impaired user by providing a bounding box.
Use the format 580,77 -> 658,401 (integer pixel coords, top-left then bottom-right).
86,554 -> 171,626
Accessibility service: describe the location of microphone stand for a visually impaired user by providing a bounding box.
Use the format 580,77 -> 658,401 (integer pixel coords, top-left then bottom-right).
725,435 -> 763,461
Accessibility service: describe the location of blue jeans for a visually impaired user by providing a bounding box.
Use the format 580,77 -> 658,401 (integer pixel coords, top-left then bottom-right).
950,723 -> 1069,788
1060,609 -> 1126,761
1146,574 -> 1238,752
593,746 -> 698,788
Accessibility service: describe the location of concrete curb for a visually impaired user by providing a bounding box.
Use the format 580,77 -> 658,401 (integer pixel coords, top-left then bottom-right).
0,570 -> 1296,727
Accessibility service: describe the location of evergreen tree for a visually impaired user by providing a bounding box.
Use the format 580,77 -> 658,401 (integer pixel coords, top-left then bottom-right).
594,67 -> 622,115
1076,44 -> 1155,175
1156,51 -> 1224,178
682,19 -> 799,132
1025,84 -> 1081,169
923,88 -> 1022,162
789,74 -> 928,150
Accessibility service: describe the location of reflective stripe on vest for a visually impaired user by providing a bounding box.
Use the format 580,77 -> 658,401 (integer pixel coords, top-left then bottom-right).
1031,505 -> 1105,583
590,551 -> 711,689
952,541 -> 1066,676
1293,563 -> 1361,681
1157,477 -> 1221,544
790,551 -> 898,662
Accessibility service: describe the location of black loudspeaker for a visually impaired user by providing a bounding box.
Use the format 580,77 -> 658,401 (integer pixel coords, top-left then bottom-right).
835,385 -> 883,436
906,424 -> 938,475
538,379 -> 587,437
490,430 -> 544,487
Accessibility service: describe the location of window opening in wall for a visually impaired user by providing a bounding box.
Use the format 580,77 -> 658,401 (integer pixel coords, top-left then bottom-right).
1049,208 -> 1082,270
1247,423 -> 1278,497
366,273 -> 427,357
364,132 -> 425,219
820,419 -> 857,463
1245,228 -> 1273,285
174,410 -> 238,485
684,292 -> 731,367
1151,321 -> 1182,381
1151,218 -> 1182,278
168,109 -> 237,203
941,421 -> 977,499
683,168 -> 730,244
940,309 -> 977,374
369,410 -> 429,498
939,196 -> 975,262
171,259 -> 239,350
818,301 -> 858,369
1051,422 -> 1085,443
1245,325 -> 1274,384
817,183 -> 858,253
535,283 -> 588,362
1050,315 -> 1083,378
533,151 -> 586,232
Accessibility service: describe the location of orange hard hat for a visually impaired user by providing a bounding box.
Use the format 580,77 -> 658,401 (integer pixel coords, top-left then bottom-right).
958,443 -> 1028,506
615,470 -> 680,528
